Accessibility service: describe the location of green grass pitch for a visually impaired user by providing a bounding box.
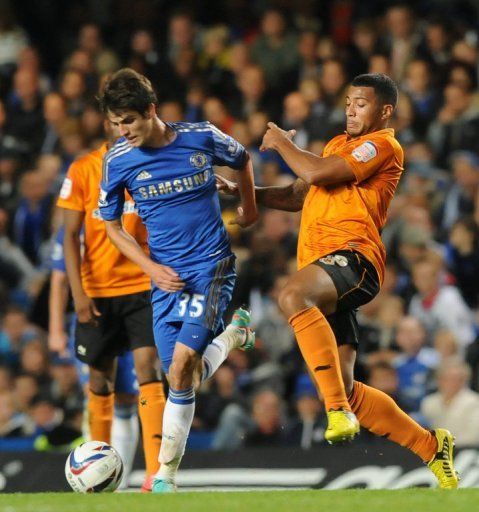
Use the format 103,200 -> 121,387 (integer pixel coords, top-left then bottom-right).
1,489 -> 478,512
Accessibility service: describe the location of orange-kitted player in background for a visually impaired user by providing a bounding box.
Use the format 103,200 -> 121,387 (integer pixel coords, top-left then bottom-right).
57,120 -> 166,492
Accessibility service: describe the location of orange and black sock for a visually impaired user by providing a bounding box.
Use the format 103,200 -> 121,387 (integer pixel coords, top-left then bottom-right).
138,381 -> 166,476
348,380 -> 438,461
87,390 -> 114,443
289,306 -> 349,411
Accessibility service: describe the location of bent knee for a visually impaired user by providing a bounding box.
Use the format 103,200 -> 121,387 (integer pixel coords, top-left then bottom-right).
278,284 -> 308,319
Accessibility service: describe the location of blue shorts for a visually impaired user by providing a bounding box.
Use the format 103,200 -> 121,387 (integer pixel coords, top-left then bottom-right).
152,255 -> 236,372
68,314 -> 138,395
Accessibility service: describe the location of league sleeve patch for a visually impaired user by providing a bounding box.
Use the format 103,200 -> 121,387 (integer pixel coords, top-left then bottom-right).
351,141 -> 377,163
59,178 -> 72,199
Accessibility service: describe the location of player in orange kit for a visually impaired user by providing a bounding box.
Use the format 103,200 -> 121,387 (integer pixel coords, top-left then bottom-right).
218,73 -> 458,489
57,120 -> 166,491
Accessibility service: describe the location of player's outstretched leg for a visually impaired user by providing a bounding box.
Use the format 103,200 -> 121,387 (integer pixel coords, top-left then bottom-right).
349,381 -> 459,489
152,308 -> 254,493
201,307 -> 255,383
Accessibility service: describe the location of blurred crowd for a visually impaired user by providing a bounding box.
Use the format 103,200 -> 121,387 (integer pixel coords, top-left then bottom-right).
1,0 -> 479,452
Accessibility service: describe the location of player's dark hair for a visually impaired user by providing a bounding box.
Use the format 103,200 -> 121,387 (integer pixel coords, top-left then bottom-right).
351,73 -> 399,108
98,68 -> 158,116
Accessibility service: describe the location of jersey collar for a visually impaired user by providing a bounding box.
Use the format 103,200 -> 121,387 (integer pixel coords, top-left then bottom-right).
344,128 -> 395,141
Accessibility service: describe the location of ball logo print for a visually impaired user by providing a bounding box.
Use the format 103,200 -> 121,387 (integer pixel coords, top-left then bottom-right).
65,441 -> 124,493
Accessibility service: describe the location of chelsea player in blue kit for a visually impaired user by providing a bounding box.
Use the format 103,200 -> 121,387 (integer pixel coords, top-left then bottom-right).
98,69 -> 258,492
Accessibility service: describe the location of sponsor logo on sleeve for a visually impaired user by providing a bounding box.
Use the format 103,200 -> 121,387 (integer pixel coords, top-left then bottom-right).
226,136 -> 240,155
59,178 -> 72,199
351,141 -> 377,163
98,188 -> 108,207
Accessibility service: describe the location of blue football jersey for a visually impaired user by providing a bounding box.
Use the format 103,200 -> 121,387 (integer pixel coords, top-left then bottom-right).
100,122 -> 247,271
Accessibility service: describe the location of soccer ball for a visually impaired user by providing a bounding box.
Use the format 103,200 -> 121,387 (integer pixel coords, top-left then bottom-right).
65,441 -> 124,493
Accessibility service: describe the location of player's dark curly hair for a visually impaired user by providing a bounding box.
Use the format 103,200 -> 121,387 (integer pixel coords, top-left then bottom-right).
98,68 -> 158,116
351,73 -> 399,109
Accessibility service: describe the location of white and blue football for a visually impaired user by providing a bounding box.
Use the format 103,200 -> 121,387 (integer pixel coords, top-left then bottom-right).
65,440 -> 123,493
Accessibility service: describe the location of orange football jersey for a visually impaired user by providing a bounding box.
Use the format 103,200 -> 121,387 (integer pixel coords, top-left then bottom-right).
297,128 -> 404,284
57,144 -> 151,298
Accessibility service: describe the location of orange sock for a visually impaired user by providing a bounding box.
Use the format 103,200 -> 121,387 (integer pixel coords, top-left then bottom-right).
348,381 -> 438,462
138,381 -> 166,476
289,306 -> 349,411
87,390 -> 113,443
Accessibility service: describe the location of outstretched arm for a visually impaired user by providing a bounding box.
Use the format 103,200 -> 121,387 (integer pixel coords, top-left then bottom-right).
216,175 -> 309,212
260,123 -> 355,186
255,178 -> 309,212
231,153 -> 258,227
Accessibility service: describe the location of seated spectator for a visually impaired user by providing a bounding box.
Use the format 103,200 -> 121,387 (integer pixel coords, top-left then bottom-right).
33,405 -> 83,452
427,84 -> 479,167
40,92 -> 69,155
13,373 -> 39,414
27,394 -> 62,437
409,256 -> 476,349
0,307 -> 38,368
285,373 -> 327,448
12,170 -> 54,265
364,361 -> 421,426
244,389 -> 289,447
76,23 -> 119,76
79,102 -> 104,148
255,274 -> 295,363
48,355 -> 83,414
433,329 -> 460,362
229,65 -> 281,122
158,101 -> 184,123
390,91 -> 418,145
194,365 -> 244,432
4,67 -> 45,157
444,216 -> 479,308
202,96 -> 235,135
440,151 -> 479,233
0,390 -> 29,437
58,69 -> 88,118
419,17 -> 452,72
393,316 -> 439,412
421,358 -> 479,446
250,9 -> 299,94
281,91 -> 326,149
19,339 -> 51,396
403,59 -> 440,134
368,53 -> 391,75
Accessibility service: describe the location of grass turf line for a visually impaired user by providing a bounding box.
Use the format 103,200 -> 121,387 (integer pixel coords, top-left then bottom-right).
1,489 -> 479,512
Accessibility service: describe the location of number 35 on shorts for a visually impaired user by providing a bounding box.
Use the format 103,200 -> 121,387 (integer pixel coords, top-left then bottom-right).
178,293 -> 205,318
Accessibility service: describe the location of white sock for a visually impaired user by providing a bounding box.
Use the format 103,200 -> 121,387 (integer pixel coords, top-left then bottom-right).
156,387 -> 195,484
201,327 -> 246,382
111,403 -> 139,489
